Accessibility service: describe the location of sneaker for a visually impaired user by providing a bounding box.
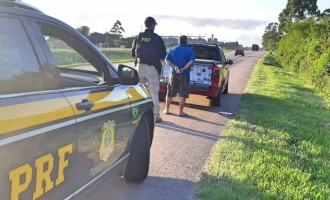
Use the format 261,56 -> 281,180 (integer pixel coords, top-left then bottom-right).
155,116 -> 163,123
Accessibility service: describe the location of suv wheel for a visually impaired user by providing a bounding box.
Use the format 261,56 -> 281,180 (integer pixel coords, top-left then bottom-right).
124,115 -> 150,182
212,91 -> 221,106
158,92 -> 166,102
223,80 -> 229,94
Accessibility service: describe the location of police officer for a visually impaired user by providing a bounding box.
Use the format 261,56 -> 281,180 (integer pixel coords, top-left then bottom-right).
132,16 -> 167,123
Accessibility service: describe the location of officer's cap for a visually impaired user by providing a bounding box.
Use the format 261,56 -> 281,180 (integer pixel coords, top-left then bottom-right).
145,16 -> 158,25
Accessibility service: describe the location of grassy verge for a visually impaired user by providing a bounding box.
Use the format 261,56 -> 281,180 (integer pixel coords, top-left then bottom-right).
52,49 -> 134,65
197,54 -> 330,199
100,49 -> 134,63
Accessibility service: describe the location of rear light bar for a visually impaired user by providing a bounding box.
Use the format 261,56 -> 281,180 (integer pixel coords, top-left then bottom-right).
213,66 -> 219,71
212,66 -> 220,75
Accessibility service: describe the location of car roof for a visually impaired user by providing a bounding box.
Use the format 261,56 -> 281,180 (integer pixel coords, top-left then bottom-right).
188,42 -> 219,47
0,0 -> 73,35
0,0 -> 112,64
0,0 -> 42,13
188,42 -> 222,50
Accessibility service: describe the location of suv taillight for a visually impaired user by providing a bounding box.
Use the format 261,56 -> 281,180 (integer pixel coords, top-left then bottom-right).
212,66 -> 220,75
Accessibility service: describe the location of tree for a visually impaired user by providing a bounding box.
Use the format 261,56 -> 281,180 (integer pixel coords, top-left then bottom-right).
90,32 -> 106,44
110,20 -> 125,38
113,37 -> 135,48
76,26 -> 90,38
320,8 -> 330,18
262,22 -> 280,50
264,22 -> 279,33
278,0 -> 319,33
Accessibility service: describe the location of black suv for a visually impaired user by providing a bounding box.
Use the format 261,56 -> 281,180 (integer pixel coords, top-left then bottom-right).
252,44 -> 259,51
235,47 -> 245,56
0,1 -> 154,199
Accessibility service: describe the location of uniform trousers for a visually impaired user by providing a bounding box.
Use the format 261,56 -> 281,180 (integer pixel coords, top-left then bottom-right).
136,63 -> 160,117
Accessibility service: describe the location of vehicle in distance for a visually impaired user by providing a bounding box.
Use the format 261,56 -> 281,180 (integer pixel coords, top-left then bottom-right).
0,1 -> 154,199
252,44 -> 259,51
235,47 -> 245,56
159,43 -> 233,106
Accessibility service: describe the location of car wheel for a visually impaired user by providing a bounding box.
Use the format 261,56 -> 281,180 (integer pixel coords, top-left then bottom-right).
124,115 -> 150,182
223,80 -> 229,94
212,90 -> 221,106
158,92 -> 166,102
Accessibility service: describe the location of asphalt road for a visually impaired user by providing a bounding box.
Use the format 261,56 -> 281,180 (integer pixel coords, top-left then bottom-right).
76,50 -> 265,200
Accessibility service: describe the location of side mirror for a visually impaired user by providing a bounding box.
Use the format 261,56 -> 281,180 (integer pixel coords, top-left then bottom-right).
225,59 -> 233,65
118,64 -> 139,85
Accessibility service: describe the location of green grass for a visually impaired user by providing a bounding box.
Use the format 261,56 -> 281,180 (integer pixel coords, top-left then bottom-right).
197,54 -> 330,200
51,49 -> 134,65
100,49 -> 134,63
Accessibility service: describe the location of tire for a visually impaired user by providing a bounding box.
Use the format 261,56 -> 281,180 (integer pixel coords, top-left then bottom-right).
158,92 -> 166,102
124,115 -> 150,182
212,90 -> 221,106
223,80 -> 229,94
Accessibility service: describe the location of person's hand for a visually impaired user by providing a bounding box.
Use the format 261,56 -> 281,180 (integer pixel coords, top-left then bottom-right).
174,66 -> 182,74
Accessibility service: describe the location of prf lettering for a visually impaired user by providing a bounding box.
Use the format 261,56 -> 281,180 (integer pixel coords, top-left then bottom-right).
141,37 -> 151,42
9,143 -> 73,200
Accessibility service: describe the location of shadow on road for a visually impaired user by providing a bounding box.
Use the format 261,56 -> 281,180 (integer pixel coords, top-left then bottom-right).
76,176 -> 195,200
244,55 -> 264,58
156,122 -> 224,141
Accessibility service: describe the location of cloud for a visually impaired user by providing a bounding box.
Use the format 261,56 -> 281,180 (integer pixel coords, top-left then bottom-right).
236,33 -> 263,46
155,15 -> 269,30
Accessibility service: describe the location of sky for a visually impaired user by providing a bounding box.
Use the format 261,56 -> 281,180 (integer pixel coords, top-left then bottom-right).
24,0 -> 330,47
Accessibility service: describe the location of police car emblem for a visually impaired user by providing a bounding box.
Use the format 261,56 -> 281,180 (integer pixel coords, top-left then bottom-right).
100,120 -> 115,161
132,106 -> 140,124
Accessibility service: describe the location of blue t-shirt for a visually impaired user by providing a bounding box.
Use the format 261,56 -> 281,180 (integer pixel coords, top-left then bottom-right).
165,44 -> 195,76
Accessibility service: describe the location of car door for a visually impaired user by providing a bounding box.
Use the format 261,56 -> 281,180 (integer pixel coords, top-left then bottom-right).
0,16 -> 78,200
30,19 -> 134,196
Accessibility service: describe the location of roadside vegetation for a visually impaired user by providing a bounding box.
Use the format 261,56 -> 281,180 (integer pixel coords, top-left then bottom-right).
275,17 -> 330,105
52,49 -> 134,66
262,0 -> 330,105
100,49 -> 134,63
197,54 -> 330,199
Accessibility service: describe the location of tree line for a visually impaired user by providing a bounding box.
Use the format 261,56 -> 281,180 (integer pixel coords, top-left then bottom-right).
77,20 -> 242,50
77,20 -> 135,48
262,0 -> 330,104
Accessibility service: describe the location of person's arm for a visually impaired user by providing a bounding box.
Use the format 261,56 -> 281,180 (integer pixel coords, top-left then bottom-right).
131,37 -> 137,57
165,59 -> 181,74
181,49 -> 195,72
181,60 -> 195,71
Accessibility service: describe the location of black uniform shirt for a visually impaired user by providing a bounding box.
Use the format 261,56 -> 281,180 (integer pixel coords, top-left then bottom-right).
131,29 -> 166,67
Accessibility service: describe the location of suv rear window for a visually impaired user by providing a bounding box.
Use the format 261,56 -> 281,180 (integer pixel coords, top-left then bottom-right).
188,45 -> 220,61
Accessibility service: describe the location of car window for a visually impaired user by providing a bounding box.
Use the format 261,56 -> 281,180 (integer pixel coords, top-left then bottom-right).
38,23 -> 106,89
219,49 -> 226,62
0,17 -> 45,94
189,45 -> 220,61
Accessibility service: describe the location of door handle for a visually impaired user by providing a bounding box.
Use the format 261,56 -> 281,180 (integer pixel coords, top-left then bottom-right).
76,99 -> 94,111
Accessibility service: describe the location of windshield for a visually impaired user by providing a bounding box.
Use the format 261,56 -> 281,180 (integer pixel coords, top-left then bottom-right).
189,46 -> 220,61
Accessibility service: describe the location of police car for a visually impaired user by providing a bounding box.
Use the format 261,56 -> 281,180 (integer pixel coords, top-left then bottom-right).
0,1 -> 154,199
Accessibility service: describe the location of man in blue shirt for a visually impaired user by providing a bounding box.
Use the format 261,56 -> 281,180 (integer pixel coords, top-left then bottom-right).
164,35 -> 195,116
